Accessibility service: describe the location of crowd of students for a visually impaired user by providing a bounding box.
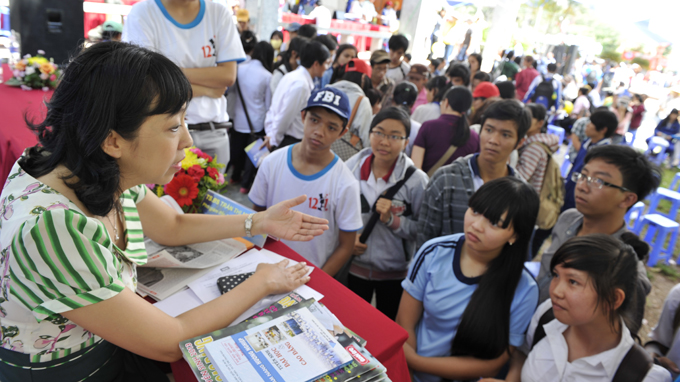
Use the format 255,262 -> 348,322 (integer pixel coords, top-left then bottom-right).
1,0 -> 679,381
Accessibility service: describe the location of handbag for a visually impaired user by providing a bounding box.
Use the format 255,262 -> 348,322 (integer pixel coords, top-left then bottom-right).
331,95 -> 364,161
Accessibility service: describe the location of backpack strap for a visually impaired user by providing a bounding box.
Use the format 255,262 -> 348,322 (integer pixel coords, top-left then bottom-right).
531,307 -> 555,349
235,79 -> 255,135
612,343 -> 653,382
427,145 -> 458,177
347,96 -> 364,147
359,166 -> 417,244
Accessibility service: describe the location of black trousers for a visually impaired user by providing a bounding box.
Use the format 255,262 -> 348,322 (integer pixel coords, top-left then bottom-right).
229,129 -> 263,189
276,135 -> 302,150
348,274 -> 404,321
0,340 -> 169,382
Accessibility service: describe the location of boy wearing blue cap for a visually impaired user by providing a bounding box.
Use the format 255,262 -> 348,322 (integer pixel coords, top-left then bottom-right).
249,88 -> 363,277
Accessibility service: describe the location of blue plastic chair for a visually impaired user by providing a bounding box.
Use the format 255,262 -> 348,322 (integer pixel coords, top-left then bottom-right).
646,136 -> 670,167
670,172 -> 680,192
647,187 -> 680,221
547,125 -> 565,145
625,201 -> 646,233
640,214 -> 680,266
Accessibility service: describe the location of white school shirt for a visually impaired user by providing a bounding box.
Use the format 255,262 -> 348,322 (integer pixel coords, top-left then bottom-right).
270,65 -> 289,95
123,0 -> 246,124
264,66 -> 315,147
308,5 -> 332,33
248,145 -> 363,268
649,283 -> 680,380
521,300 -> 671,382
405,119 -> 422,157
402,233 -> 538,382
411,102 -> 441,125
232,58 -> 272,134
386,61 -> 411,85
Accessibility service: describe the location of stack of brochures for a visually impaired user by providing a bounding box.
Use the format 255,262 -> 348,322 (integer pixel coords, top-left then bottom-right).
180,298 -> 391,382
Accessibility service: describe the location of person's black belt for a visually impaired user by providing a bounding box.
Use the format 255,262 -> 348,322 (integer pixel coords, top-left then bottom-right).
187,121 -> 233,131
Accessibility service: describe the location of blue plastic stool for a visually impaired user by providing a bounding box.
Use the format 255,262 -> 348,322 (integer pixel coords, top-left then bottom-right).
646,136 -> 670,167
640,214 -> 679,266
560,142 -> 572,179
524,262 -> 540,278
547,125 -> 565,145
670,172 -> 680,192
625,201 -> 646,233
647,187 -> 680,221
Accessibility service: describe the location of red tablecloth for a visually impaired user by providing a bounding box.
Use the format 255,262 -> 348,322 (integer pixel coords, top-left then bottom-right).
0,64 -> 45,189
170,239 -> 411,382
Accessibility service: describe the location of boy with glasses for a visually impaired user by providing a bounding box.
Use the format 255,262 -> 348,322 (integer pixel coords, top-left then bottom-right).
536,145 -> 661,334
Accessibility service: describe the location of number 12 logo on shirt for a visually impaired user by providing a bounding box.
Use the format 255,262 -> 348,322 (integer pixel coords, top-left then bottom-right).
201,37 -> 217,58
309,194 -> 329,212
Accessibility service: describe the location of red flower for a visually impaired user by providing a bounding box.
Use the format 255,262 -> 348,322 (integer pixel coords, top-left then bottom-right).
190,147 -> 213,162
187,165 -> 205,181
164,173 -> 199,207
206,167 -> 219,181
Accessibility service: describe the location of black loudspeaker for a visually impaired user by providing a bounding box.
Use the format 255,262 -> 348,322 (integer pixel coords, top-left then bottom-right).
9,0 -> 84,66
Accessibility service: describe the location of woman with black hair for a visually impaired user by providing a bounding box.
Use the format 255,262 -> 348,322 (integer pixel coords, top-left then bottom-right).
270,30 -> 284,59
492,234 -> 671,382
397,177 -> 540,382
411,86 -> 478,176
327,44 -> 359,86
391,82 -> 423,156
229,41 -> 275,192
412,75 -> 450,124
0,42 -> 328,381
270,36 -> 308,93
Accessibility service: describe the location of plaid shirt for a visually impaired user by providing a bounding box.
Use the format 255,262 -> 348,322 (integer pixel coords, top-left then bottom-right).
416,154 -> 521,249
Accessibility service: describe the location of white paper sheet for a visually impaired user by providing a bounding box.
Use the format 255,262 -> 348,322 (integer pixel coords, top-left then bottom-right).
155,249 -> 323,319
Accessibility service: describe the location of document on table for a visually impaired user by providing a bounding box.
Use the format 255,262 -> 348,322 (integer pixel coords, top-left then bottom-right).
156,249 -> 323,320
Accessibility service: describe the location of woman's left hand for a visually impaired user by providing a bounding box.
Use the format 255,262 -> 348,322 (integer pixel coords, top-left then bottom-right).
258,195 -> 329,241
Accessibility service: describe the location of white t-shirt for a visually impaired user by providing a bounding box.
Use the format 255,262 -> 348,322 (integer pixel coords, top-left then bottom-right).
386,61 -> 411,85
123,0 -> 246,124
249,145 -> 363,268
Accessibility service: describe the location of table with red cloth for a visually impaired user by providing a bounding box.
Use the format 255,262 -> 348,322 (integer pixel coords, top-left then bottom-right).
0,64 -> 45,189
171,239 -> 410,382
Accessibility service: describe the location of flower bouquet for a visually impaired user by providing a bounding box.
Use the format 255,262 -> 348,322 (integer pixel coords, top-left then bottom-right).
5,50 -> 61,91
150,147 -> 227,213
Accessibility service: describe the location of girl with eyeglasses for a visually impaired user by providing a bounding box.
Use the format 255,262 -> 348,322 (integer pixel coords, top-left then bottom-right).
344,107 -> 429,320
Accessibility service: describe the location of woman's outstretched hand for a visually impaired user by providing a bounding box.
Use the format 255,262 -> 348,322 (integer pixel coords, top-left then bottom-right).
257,195 -> 329,241
255,260 -> 311,295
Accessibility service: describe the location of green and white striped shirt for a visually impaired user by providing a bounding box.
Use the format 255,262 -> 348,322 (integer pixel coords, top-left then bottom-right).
0,161 -> 148,362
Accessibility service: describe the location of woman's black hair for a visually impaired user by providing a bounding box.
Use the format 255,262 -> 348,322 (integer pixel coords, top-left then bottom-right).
298,24 -> 318,39
633,94 -> 644,103
270,30 -> 284,41
369,106 -> 411,137
469,53 -> 482,70
450,177 -> 539,359
240,30 -> 258,55
550,233 -> 648,335
589,109 -> 618,138
442,86 -> 472,147
424,76 -> 451,103
473,71 -> 491,83
526,103 -> 547,134
314,34 -> 338,53
19,41 -> 192,217
329,44 -> 357,84
273,36 -> 308,72
496,81 -> 516,100
251,41 -> 275,73
365,88 -> 382,108
342,71 -> 372,94
392,81 -> 418,114
661,108 -> 679,126
446,63 -> 471,86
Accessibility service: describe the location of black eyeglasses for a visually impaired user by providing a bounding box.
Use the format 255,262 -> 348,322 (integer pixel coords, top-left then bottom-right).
371,131 -> 408,141
571,172 -> 632,192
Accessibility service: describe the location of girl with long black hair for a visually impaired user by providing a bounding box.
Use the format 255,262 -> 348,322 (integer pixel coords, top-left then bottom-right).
397,177 -> 540,381
411,86 -> 478,176
270,36 -> 308,93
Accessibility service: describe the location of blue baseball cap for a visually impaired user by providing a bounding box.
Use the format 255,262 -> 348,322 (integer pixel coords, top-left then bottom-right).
303,87 -> 351,121
287,22 -> 302,32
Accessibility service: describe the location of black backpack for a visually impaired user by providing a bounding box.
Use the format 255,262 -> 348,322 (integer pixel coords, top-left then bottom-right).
531,308 -> 653,382
531,75 -> 556,109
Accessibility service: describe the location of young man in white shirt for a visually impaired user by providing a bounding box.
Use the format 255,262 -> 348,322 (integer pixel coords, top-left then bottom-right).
250,87 -> 363,277
386,34 -> 411,85
123,0 -> 246,172
263,40 -> 331,150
